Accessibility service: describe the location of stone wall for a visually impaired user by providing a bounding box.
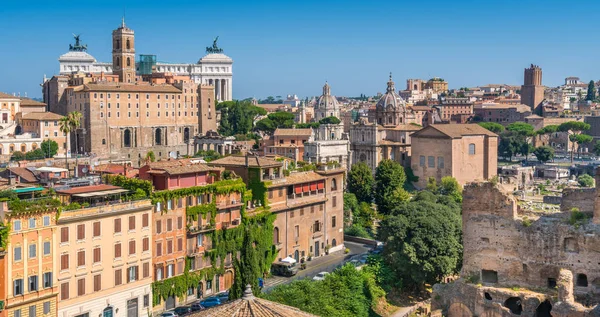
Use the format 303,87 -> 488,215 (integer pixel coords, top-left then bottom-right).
433,181 -> 600,317
561,187 -> 595,213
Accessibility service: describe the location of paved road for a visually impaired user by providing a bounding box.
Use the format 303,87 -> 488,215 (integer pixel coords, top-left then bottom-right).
263,241 -> 373,291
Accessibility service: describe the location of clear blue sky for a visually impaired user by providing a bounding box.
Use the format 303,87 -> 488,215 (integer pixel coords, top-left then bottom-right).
2,0 -> 599,99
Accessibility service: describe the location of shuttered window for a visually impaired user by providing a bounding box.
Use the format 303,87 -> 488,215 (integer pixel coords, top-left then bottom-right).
129,240 -> 136,255
77,224 -> 85,240
60,227 -> 69,243
129,216 -> 135,231
93,221 -> 101,237
93,274 -> 101,292
77,250 -> 85,267
60,254 -> 69,270
114,218 -> 121,233
93,247 -> 101,263
77,278 -> 85,296
142,213 -> 149,228
143,237 -> 149,252
114,243 -> 121,258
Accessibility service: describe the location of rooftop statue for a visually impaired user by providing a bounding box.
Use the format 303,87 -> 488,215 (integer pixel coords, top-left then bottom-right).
69,33 -> 88,52
206,36 -> 223,54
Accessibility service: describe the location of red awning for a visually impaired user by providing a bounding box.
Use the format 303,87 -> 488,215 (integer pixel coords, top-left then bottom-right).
310,182 -> 317,191
295,185 -> 303,194
303,184 -> 310,192
317,182 -> 324,190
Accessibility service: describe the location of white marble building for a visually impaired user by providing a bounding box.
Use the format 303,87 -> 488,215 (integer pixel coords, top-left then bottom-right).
57,35 -> 233,101
304,123 -> 351,168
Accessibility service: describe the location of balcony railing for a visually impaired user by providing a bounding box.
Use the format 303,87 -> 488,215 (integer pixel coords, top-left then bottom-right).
188,224 -> 215,234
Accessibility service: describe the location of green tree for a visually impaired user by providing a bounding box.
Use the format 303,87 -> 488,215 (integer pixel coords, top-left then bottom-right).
217,101 -> 266,136
535,125 -> 558,136
10,151 -> 26,161
558,121 -> 591,163
377,196 -> 462,289
194,150 -> 222,162
594,140 -> 600,156
25,149 -> 45,160
40,140 -> 59,158
343,193 -> 359,226
374,160 -> 406,214
478,122 -> 505,134
586,80 -> 596,101
533,146 -> 555,163
58,116 -> 72,171
506,122 -> 535,136
440,176 -> 463,203
572,134 -> 593,159
145,151 -> 156,162
347,162 -> 374,203
578,174 -> 595,187
254,112 -> 295,135
319,116 -> 341,125
426,177 -> 438,192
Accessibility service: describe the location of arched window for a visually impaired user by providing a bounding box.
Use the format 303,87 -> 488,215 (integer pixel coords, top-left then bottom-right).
126,39 -> 130,50
273,227 -> 279,244
124,129 -> 131,148
127,57 -> 131,67
469,143 -> 476,155
115,57 -> 120,67
155,128 -> 162,145
183,127 -> 190,143
103,307 -> 114,317
115,39 -> 120,50
332,239 -> 337,247
331,178 -> 337,191
21,144 -> 26,152
294,250 -> 299,262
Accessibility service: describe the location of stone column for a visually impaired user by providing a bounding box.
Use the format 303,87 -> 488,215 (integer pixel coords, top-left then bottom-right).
215,79 -> 220,101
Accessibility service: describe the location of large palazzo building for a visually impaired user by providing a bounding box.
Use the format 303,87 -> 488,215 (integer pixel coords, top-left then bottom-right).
350,75 -> 421,173
43,20 -> 221,166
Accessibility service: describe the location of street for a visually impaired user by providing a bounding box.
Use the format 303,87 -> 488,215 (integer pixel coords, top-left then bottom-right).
262,241 -> 373,292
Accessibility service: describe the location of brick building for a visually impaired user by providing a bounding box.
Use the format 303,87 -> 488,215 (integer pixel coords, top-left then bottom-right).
437,98 -> 473,123
473,103 -> 532,125
263,129 -> 312,163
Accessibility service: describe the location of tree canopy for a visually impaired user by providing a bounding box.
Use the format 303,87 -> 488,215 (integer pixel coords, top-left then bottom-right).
218,101 -> 267,136
506,122 -> 535,136
478,122 -> 505,134
535,125 -> 558,135
586,80 -> 597,101
578,174 -> 595,187
254,112 -> 295,135
319,116 -> 341,125
41,140 -> 59,157
559,121 -> 591,163
533,146 -> 555,163
377,191 -> 462,288
374,160 -> 406,214
347,162 -> 374,203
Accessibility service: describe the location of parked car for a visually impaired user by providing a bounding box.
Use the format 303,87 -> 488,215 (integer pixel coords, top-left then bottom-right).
160,312 -> 178,317
173,306 -> 191,316
312,272 -> 329,281
190,303 -> 204,312
217,291 -> 229,303
200,297 -> 222,308
271,261 -> 299,277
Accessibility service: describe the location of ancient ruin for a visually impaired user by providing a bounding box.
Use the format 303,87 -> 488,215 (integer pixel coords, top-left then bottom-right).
432,170 -> 600,317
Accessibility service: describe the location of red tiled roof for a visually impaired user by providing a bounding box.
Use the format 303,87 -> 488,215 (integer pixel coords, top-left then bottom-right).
56,184 -> 122,195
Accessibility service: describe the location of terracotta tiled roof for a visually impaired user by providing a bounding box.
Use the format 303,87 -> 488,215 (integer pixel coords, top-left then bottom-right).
81,83 -> 181,93
144,159 -> 221,175
209,156 -> 282,168
379,124 -> 422,131
56,184 -> 122,195
21,112 -> 64,121
412,124 -> 498,138
0,92 -> 18,99
191,285 -> 316,317
474,103 -> 530,112
5,167 -> 38,183
273,129 -> 312,136
19,98 -> 46,107
411,106 -> 432,111
269,171 -> 326,187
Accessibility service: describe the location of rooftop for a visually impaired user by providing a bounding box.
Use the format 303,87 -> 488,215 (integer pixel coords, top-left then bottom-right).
209,156 -> 282,168
269,171 -> 326,187
412,124 -> 498,139
81,83 -> 181,93
21,112 -> 64,121
19,98 -> 47,107
56,184 -> 122,195
274,128 -> 312,137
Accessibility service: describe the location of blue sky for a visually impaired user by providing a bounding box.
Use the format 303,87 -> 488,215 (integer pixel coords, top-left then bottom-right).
1,0 -> 599,99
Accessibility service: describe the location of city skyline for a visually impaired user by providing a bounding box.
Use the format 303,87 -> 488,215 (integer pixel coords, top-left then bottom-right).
2,0 -> 600,99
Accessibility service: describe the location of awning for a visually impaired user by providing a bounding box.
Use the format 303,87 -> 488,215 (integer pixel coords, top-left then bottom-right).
295,185 -> 302,194
310,182 -> 317,191
281,256 -> 296,264
13,187 -> 44,194
317,182 -> 324,190
72,188 -> 130,198
303,184 -> 309,192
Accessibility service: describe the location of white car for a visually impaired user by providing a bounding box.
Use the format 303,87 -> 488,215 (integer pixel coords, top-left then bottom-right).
312,272 -> 329,281
161,312 -> 178,317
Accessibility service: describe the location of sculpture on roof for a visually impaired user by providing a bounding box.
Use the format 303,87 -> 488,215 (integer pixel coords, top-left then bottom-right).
69,33 -> 88,52
206,36 -> 223,54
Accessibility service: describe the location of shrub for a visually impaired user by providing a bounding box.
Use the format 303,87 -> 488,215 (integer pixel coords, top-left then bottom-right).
522,217 -> 532,227
344,224 -> 372,239
578,174 -> 595,187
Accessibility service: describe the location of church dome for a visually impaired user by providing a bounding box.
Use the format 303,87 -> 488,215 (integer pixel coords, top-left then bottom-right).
58,50 -> 96,63
376,73 -> 406,113
315,82 -> 340,110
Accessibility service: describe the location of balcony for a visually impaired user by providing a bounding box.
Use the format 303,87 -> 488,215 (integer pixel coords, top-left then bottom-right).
188,224 -> 215,234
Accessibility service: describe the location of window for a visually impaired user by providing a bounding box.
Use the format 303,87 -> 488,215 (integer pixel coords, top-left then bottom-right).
29,244 -> 36,258
77,278 -> 85,296
77,224 -> 85,240
419,155 -> 425,167
129,240 -> 136,255
206,280 -> 212,290
197,234 -> 203,246
155,267 -> 163,281
14,278 -> 24,295
61,227 -> 68,243
177,238 -> 183,252
129,216 -> 136,231
438,157 -> 444,169
94,274 -> 101,292
332,216 -> 337,228
156,220 -> 162,234
156,242 -> 162,256
167,219 -> 173,231
177,216 -> 183,230
60,254 -> 69,270
114,243 -> 122,258
29,275 -> 38,291
41,241 -> 50,256
29,218 -> 36,229
43,301 -> 50,314
93,247 -> 101,263
43,272 -> 52,288
29,305 -> 36,317
294,225 -> 299,239
332,196 -> 337,207
92,221 -> 100,237
14,220 -> 21,231
115,269 -> 122,286
14,309 -> 21,317
469,143 -> 476,155
167,240 -> 173,254
60,282 -> 69,300
331,178 -> 337,190
128,266 -> 138,282
167,264 -> 174,278
143,237 -> 149,252
142,213 -> 149,228
43,216 -> 50,226
114,218 -> 121,233
77,250 -> 85,266
143,262 -> 150,278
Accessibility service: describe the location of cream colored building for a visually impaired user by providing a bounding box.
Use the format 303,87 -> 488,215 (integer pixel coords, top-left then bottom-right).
55,188 -> 153,317
410,124 -> 498,188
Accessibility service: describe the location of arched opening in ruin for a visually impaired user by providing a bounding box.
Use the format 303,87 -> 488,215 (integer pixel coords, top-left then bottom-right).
534,300 -> 552,317
504,297 -> 523,315
484,292 -> 493,300
482,270 -> 498,283
576,274 -> 588,287
547,278 -> 556,288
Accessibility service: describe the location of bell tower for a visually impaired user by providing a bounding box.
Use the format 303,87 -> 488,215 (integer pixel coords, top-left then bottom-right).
112,17 -> 136,83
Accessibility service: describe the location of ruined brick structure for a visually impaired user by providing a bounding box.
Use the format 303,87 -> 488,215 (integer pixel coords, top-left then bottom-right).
432,178 -> 600,316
